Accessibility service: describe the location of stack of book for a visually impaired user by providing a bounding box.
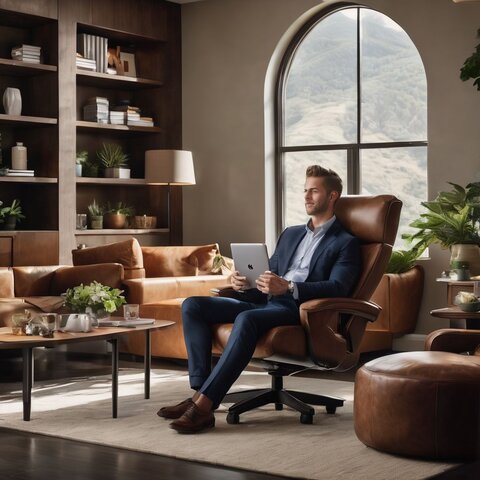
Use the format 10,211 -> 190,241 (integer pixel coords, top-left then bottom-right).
76,53 -> 96,71
11,44 -> 41,64
83,96 -> 109,123
110,104 -> 154,127
128,116 -> 154,127
6,168 -> 34,177
109,111 -> 126,125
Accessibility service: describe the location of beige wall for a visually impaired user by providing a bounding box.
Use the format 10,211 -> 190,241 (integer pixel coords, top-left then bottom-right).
181,0 -> 480,338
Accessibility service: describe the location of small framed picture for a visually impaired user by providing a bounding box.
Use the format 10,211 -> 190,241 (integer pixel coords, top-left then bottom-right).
121,52 -> 137,77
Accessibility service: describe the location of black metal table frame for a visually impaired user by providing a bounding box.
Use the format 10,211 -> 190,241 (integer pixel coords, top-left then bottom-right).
17,329 -> 152,421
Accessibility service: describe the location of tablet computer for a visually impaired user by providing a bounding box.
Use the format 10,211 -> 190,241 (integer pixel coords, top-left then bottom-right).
230,243 -> 270,289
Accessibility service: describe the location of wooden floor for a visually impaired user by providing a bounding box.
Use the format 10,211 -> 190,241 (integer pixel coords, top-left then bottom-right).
0,349 -> 477,480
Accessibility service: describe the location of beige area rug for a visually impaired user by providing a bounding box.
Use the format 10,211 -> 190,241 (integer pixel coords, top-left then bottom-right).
0,369 -> 456,480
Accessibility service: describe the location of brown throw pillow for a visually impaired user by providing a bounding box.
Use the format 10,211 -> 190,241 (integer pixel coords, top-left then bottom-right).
142,244 -> 220,277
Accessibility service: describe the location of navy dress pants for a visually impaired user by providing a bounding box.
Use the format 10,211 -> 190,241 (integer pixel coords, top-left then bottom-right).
181,295 -> 300,409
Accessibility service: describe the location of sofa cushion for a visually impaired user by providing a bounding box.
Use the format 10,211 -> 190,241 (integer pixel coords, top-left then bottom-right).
0,268 -> 14,298
12,266 -> 61,297
141,244 -> 221,277
72,239 -> 144,279
50,263 -> 124,295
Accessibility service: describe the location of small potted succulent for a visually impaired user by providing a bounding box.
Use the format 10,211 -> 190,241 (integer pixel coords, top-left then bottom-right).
103,201 -> 134,229
97,143 -> 130,179
0,198 -> 26,230
87,199 -> 104,229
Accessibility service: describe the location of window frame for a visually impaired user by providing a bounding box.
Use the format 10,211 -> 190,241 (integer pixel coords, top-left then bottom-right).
275,3 -> 428,236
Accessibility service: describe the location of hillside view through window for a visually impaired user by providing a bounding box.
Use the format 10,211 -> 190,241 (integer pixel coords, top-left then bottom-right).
280,7 -> 427,248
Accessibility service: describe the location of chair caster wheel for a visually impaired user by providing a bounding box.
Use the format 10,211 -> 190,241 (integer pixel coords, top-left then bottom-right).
326,406 -> 336,414
275,403 -> 283,411
227,412 -> 240,424
300,413 -> 313,424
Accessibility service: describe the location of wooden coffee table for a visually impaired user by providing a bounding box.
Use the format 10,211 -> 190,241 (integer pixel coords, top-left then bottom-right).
0,319 -> 173,421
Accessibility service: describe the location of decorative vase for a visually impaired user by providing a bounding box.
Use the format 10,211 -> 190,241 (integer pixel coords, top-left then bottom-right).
103,212 -> 126,229
450,244 -> 480,276
76,164 -> 82,177
4,216 -> 16,230
3,87 -> 22,115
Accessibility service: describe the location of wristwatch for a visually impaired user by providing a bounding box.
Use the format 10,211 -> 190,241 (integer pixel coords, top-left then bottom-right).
287,281 -> 295,296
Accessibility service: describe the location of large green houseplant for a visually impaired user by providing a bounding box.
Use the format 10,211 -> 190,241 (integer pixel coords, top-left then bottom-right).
460,28 -> 480,90
403,181 -> 480,273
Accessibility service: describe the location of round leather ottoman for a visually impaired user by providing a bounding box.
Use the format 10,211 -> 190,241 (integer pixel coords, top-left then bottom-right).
354,351 -> 480,460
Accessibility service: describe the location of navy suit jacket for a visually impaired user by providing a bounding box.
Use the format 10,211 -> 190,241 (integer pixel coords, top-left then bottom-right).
242,219 -> 361,308
269,219 -> 361,304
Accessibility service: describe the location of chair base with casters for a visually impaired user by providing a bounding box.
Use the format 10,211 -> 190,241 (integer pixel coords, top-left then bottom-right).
223,363 -> 345,425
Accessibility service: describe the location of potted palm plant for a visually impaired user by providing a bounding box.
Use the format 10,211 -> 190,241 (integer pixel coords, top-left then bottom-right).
97,143 -> 130,179
0,198 -> 25,230
403,182 -> 480,274
103,201 -> 134,229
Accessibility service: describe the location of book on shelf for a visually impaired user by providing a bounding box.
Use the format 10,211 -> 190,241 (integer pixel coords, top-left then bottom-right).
12,44 -> 41,53
127,119 -> 154,127
111,105 -> 141,113
85,96 -> 109,106
6,169 -> 34,176
77,33 -> 108,73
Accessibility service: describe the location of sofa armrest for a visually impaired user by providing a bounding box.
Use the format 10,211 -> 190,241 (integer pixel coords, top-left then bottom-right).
50,263 -> 124,294
124,274 -> 231,304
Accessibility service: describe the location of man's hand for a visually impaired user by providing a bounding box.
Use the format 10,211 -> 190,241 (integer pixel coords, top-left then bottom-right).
256,271 -> 289,296
231,271 -> 250,291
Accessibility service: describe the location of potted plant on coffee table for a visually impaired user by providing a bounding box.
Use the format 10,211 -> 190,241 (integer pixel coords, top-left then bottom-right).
0,198 -> 26,230
97,143 -> 130,179
103,201 -> 134,229
403,181 -> 480,274
63,281 -> 126,323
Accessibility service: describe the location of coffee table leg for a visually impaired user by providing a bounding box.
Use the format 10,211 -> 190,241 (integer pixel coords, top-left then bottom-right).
111,338 -> 118,418
22,347 -> 33,421
145,329 -> 151,399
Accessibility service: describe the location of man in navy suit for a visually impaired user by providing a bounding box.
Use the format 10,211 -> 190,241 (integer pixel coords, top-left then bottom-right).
158,165 -> 361,433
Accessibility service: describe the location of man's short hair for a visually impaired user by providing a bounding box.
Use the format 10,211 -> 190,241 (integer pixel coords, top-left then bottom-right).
305,165 -> 343,196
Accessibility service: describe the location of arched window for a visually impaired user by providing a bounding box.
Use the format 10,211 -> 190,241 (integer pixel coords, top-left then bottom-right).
277,5 -> 427,248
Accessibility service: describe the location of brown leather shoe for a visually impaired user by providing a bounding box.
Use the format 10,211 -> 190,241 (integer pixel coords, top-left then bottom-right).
169,403 -> 215,434
157,398 -> 194,419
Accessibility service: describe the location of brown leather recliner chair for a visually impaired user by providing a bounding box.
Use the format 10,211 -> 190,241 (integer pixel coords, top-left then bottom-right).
212,195 -> 402,424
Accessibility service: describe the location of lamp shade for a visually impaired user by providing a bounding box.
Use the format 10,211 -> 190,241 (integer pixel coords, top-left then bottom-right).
145,150 -> 196,185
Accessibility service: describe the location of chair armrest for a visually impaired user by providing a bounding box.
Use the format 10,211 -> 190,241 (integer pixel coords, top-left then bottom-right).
299,298 -> 381,370
300,297 -> 380,321
425,328 -> 480,354
124,275 -> 231,304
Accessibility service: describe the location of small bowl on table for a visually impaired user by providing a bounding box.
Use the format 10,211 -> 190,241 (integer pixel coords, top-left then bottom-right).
458,302 -> 480,313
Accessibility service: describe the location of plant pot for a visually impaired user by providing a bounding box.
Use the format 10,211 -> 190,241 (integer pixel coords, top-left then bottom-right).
103,212 -> 126,229
104,167 -> 130,179
90,215 -> 103,229
75,164 -> 82,177
3,216 -> 17,230
450,244 -> 480,276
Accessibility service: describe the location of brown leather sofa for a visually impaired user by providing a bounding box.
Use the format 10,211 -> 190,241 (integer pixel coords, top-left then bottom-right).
354,328 -> 480,460
0,263 -> 124,328
71,240 -> 231,358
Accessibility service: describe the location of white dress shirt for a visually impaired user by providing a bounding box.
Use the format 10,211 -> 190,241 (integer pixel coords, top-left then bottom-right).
283,215 -> 336,299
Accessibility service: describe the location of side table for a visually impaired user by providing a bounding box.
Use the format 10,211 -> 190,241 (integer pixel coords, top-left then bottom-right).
430,306 -> 480,329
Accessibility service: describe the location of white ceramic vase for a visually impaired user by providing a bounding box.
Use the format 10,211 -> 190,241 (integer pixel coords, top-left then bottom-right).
3,87 -> 22,116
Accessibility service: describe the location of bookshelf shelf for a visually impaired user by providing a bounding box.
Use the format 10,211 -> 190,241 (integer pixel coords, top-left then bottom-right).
76,70 -> 162,89
0,58 -> 57,75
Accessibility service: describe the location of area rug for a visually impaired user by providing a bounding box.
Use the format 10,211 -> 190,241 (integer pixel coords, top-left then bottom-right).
0,369 -> 455,479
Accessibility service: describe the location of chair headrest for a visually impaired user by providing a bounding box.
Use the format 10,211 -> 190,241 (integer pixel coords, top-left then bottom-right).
334,195 -> 402,245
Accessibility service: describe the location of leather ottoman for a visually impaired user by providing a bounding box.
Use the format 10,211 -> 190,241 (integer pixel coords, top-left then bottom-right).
354,351 -> 480,460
